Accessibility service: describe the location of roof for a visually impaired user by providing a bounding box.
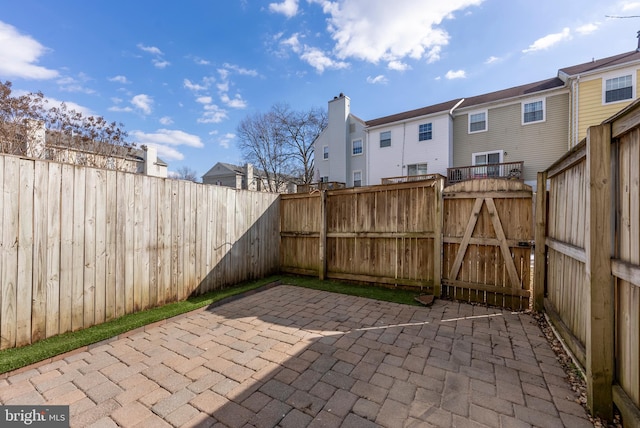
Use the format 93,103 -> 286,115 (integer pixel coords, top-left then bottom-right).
457,77 -> 566,110
558,50 -> 640,77
365,99 -> 463,127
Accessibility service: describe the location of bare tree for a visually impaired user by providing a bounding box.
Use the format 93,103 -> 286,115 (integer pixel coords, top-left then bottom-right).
236,104 -> 326,191
0,80 -> 135,171
174,166 -> 200,182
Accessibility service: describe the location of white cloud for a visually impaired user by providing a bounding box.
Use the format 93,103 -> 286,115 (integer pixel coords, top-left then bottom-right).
183,78 -> 210,92
281,33 -> 302,52
388,60 -> 410,71
622,2 -> 640,11
220,93 -> 247,109
366,75 -> 388,84
308,0 -> 482,64
523,28 -> 571,53
575,23 -> 599,35
108,75 -> 130,84
445,69 -> 466,79
301,47 -> 349,73
196,96 -> 213,104
269,0 -> 299,17
137,44 -> 163,55
223,63 -> 259,76
130,129 -> 204,161
218,132 -> 235,149
108,105 -> 134,113
131,94 -> 153,114
198,104 -> 228,124
43,96 -> 94,117
159,116 -> 173,125
152,59 -> 171,69
485,55 -> 500,64
56,75 -> 95,94
0,21 -> 58,79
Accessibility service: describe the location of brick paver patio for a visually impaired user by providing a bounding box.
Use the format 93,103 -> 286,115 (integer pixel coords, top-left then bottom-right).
0,285 -> 593,427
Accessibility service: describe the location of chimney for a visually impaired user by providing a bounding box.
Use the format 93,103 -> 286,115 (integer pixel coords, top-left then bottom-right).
245,163 -> 255,191
143,145 -> 157,176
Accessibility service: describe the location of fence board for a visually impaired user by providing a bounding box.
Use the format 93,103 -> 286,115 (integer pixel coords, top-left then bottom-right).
72,167 -> 86,331
32,161 -> 48,342
105,169 -> 117,321
84,168 -> 96,327
1,157 -> 18,349
94,169 -> 107,325
59,164 -> 74,333
46,163 -> 61,337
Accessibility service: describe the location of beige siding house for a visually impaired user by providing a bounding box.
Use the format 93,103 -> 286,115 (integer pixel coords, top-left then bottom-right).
452,78 -> 569,187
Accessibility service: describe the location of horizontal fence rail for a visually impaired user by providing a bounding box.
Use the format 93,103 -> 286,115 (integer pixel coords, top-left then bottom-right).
0,154 -> 280,350
447,161 -> 524,184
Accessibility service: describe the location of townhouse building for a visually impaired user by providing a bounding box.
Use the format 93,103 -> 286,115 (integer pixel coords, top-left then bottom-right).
314,46 -> 640,190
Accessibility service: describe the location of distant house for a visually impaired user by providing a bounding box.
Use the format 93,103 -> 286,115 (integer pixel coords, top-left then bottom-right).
1,119 -> 168,177
201,162 -> 297,193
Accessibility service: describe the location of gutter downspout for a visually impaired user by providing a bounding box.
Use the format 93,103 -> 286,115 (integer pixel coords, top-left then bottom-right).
573,75 -> 580,148
448,98 -> 465,118
448,98 -> 465,169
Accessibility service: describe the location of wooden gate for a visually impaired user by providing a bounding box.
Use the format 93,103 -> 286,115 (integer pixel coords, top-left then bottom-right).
441,179 -> 533,309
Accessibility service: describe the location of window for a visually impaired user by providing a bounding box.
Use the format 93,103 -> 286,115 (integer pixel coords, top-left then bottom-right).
352,139 -> 363,155
605,75 -> 633,103
523,99 -> 544,124
418,123 -> 432,141
407,163 -> 428,176
353,170 -> 362,187
472,150 -> 502,177
468,111 -> 487,133
380,131 -> 391,148
323,145 -> 329,160
321,176 -> 329,183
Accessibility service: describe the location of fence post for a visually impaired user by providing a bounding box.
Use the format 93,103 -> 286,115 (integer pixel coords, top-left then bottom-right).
433,177 -> 443,296
534,171 -> 547,312
319,190 -> 327,280
585,124 -> 614,420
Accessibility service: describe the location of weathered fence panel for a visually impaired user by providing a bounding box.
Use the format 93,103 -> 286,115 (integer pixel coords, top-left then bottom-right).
281,178 -> 444,291
0,153 -> 280,349
536,101 -> 640,423
442,179 -> 533,310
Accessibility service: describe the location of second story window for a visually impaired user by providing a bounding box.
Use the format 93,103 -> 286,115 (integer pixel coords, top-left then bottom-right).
380,131 -> 391,148
323,145 -> 329,159
469,111 -> 487,133
605,75 -> 633,103
418,123 -> 432,141
352,139 -> 363,155
523,100 -> 544,124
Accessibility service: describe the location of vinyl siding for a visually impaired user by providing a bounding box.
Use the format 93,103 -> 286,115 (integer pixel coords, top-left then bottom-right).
576,69 -> 640,142
453,91 -> 569,183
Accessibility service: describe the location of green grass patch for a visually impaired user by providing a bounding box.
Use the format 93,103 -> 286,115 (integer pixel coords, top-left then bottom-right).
278,275 -> 423,306
0,278 -> 274,374
0,275 -> 423,375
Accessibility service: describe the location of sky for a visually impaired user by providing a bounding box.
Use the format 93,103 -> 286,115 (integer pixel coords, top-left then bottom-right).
2,0 -> 639,178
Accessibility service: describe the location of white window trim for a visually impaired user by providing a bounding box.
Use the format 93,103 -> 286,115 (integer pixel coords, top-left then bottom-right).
379,131 -> 391,148
418,123 -> 433,141
353,170 -> 362,187
322,145 -> 329,160
352,138 -> 363,156
468,109 -> 488,134
521,98 -> 546,125
602,70 -> 636,105
472,149 -> 504,165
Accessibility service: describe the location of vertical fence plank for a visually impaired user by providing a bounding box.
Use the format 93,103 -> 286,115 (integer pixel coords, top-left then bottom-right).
94,169 -> 107,325
46,163 -> 61,338
319,191 -> 327,280
72,166 -> 86,331
105,169 -> 117,321
148,178 -> 158,307
124,173 -> 134,314
59,164 -> 74,333
534,172 -> 547,311
83,168 -> 96,327
16,160 -> 34,346
32,161 -> 48,342
1,157 -> 18,349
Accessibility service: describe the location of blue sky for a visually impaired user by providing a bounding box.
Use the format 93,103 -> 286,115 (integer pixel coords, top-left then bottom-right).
2,0 -> 639,178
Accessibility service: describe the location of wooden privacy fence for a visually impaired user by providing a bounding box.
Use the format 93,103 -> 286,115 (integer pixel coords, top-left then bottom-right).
442,179 -> 533,310
281,176 -> 533,310
281,178 -> 443,292
0,153 -> 280,350
534,100 -> 640,423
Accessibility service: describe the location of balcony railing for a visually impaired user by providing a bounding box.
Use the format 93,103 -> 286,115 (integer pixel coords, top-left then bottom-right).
381,174 -> 442,185
297,181 -> 346,193
447,161 -> 523,184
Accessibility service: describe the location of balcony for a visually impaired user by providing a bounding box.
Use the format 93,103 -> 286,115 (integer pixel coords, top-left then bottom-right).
380,174 -> 442,185
447,161 -> 523,185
